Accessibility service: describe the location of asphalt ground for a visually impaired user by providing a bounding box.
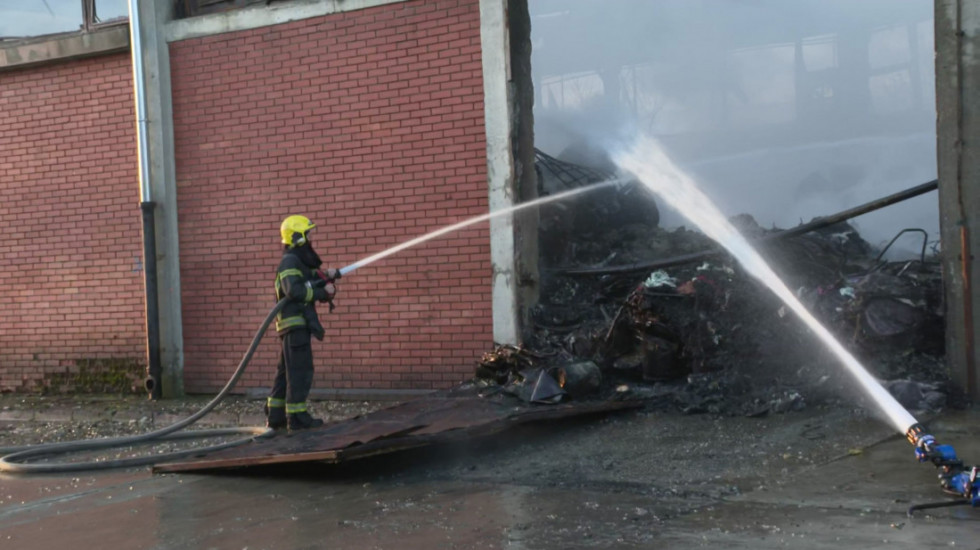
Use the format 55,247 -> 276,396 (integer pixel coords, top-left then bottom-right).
0,394 -> 977,549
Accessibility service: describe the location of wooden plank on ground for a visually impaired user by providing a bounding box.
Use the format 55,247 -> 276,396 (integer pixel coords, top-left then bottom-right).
153,394 -> 640,473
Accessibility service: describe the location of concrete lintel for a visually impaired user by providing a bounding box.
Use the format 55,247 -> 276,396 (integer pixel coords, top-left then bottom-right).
0,25 -> 129,71
166,0 -> 410,43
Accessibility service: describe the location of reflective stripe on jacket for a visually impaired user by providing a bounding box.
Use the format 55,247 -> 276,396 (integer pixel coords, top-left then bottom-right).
274,249 -> 320,335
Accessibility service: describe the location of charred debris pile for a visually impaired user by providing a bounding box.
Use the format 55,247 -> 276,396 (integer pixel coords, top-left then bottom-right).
471,150 -> 952,418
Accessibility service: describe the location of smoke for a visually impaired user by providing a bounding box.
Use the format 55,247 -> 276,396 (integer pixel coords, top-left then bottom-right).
530,0 -> 938,258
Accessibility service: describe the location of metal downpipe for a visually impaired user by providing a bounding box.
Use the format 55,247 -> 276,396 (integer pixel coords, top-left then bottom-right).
128,0 -> 162,399
141,201 -> 162,398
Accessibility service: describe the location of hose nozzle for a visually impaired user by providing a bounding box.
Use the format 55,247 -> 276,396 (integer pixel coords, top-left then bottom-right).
907,423 -> 980,507
906,423 -> 936,460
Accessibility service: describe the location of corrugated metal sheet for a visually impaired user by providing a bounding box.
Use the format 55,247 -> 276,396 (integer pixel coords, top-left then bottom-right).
153,393 -> 639,473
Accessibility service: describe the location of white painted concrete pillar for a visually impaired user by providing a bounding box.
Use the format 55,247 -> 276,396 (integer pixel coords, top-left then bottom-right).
479,0 -> 538,345
480,0 -> 521,345
935,0 -> 980,399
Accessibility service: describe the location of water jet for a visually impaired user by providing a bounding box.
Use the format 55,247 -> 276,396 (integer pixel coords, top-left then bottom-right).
614,136 -> 978,510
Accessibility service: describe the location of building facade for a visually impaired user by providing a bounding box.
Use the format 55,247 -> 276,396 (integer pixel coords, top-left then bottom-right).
0,0 -> 532,396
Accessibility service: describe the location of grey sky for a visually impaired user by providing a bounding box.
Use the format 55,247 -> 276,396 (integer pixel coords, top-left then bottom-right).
530,0 -> 938,256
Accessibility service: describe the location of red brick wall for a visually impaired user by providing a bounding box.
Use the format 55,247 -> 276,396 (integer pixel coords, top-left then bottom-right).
0,54 -> 147,393
170,0 -> 492,393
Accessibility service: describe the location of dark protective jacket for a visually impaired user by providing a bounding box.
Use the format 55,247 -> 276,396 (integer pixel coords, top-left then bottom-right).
274,246 -> 327,340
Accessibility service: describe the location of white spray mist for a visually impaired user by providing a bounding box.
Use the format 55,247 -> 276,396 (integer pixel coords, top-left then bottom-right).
614,136 -> 918,434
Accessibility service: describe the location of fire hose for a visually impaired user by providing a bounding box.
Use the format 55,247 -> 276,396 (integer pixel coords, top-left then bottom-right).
6,305 -> 979,518
0,184 -> 607,474
0,298 -> 289,473
905,424 -> 980,515
0,263 -> 358,474
1,201 -> 977,518
0,261 -> 362,473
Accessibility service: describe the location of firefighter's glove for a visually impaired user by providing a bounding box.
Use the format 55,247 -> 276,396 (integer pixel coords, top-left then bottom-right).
321,268 -> 341,281
313,283 -> 336,303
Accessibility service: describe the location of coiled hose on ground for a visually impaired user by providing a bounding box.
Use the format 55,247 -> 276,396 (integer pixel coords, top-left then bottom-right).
0,179 -> 624,474
0,299 -> 288,474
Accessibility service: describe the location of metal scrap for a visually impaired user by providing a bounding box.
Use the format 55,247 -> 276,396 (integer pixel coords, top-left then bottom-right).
526,177 -> 948,416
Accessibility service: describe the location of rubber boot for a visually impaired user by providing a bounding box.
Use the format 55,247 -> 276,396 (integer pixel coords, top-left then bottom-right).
265,404 -> 287,430
287,411 -> 324,431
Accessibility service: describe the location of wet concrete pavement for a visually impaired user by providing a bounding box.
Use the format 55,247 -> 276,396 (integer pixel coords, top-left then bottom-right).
1,406 -> 977,549
662,411 -> 980,548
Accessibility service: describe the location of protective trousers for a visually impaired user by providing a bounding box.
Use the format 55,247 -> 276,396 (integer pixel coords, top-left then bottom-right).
268,329 -> 314,410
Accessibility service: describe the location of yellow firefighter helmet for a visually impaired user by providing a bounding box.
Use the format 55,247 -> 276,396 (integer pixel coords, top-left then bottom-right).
280,215 -> 316,247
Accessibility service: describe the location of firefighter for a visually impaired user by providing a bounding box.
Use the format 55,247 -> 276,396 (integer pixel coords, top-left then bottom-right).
266,215 -> 340,431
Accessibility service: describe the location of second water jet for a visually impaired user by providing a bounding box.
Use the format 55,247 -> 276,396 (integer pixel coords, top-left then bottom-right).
613,136 -> 918,435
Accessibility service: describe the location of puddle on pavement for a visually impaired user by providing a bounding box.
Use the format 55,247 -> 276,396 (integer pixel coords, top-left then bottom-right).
1,409 -> 976,548
0,467 -> 698,549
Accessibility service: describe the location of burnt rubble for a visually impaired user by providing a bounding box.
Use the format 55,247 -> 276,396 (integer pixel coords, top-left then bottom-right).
472,153 -> 954,417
